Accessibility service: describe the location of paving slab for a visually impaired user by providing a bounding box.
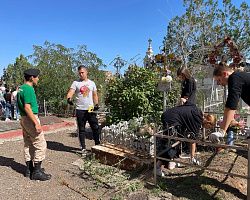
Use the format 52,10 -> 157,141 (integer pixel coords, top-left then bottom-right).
0,116 -> 76,143
0,116 -> 64,132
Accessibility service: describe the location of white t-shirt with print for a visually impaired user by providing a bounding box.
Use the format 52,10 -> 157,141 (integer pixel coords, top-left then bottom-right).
70,79 -> 97,110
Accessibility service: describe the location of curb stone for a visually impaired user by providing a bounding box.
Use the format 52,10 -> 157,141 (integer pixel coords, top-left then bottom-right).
0,122 -> 76,145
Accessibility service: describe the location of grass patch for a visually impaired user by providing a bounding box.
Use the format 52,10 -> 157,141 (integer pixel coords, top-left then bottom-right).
77,154 -> 246,200
79,156 -> 146,199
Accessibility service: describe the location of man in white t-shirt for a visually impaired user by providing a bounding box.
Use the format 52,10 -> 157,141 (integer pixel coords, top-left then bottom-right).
67,65 -> 100,154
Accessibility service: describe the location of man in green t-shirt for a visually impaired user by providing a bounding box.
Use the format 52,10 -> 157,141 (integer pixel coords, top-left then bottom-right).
17,68 -> 51,181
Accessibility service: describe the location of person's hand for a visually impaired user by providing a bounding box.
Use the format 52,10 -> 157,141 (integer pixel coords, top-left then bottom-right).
209,130 -> 225,143
180,98 -> 187,105
67,98 -> 73,105
230,120 -> 246,130
230,120 -> 238,127
94,104 -> 99,111
238,120 -> 246,129
35,123 -> 42,134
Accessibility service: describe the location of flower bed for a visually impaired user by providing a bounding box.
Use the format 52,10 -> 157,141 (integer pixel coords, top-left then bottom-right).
101,117 -> 158,157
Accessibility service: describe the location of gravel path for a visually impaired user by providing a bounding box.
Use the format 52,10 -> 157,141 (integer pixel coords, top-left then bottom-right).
0,127 -> 95,200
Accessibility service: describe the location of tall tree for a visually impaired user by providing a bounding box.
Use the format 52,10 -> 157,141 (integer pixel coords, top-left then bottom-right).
72,44 -> 107,103
31,41 -> 105,113
3,54 -> 33,89
164,0 -> 250,76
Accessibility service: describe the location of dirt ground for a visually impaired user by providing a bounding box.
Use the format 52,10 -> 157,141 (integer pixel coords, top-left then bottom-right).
160,146 -> 248,200
0,124 -> 248,200
0,128 -> 90,200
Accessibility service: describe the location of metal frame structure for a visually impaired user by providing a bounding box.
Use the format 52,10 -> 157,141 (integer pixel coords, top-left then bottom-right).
153,129 -> 250,199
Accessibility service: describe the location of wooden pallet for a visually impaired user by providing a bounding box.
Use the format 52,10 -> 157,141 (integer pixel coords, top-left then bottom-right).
91,143 -> 153,171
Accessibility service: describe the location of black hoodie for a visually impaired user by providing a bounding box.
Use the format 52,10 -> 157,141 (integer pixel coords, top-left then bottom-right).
161,102 -> 203,135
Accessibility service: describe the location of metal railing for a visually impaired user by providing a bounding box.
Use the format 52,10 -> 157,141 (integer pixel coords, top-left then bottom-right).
38,99 -> 75,117
153,128 -> 250,199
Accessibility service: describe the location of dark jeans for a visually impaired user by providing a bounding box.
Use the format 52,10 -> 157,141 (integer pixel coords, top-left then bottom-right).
76,109 -> 100,149
5,102 -> 11,119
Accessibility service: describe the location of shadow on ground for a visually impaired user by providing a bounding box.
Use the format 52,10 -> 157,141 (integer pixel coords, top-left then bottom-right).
153,174 -> 246,200
236,149 -> 248,159
47,140 -> 80,153
68,129 -> 94,140
147,151 -> 247,200
0,155 -> 26,175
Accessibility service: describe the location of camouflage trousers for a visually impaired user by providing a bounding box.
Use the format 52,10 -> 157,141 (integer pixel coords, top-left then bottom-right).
20,115 -> 47,162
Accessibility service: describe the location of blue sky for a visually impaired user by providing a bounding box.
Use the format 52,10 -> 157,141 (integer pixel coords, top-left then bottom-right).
0,0 -> 245,76
0,0 -> 186,76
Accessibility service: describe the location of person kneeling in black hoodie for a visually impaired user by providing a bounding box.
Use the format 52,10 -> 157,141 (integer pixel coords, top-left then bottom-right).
156,102 -> 216,176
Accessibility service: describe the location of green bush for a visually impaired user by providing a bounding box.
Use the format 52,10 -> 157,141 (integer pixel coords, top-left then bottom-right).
105,66 -> 179,125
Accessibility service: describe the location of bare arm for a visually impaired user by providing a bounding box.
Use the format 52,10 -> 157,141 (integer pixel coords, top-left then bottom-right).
220,107 -> 236,133
180,97 -> 188,104
24,104 -> 42,134
67,88 -> 75,100
93,90 -> 99,105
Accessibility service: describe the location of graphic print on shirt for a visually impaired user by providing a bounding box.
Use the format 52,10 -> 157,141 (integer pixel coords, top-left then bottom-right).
80,85 -> 90,97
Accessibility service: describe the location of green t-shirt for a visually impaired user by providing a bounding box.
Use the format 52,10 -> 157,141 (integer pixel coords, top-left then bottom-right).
17,84 -> 38,116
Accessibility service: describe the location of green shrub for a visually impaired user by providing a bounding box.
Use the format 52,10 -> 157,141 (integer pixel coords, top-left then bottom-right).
105,66 -> 179,125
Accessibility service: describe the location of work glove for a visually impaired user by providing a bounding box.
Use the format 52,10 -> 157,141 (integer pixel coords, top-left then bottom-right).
93,104 -> 99,111
67,98 -> 73,106
209,129 -> 225,143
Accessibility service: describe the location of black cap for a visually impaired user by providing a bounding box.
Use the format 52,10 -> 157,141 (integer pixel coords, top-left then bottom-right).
24,68 -> 40,77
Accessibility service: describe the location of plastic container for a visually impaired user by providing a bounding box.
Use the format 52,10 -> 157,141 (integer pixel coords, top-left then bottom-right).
227,130 -> 234,145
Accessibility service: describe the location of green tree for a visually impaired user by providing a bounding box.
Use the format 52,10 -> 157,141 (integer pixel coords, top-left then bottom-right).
163,0 -> 250,107
71,45 -> 107,106
31,41 -> 105,114
164,0 -> 250,73
3,54 -> 33,89
105,65 -> 179,125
